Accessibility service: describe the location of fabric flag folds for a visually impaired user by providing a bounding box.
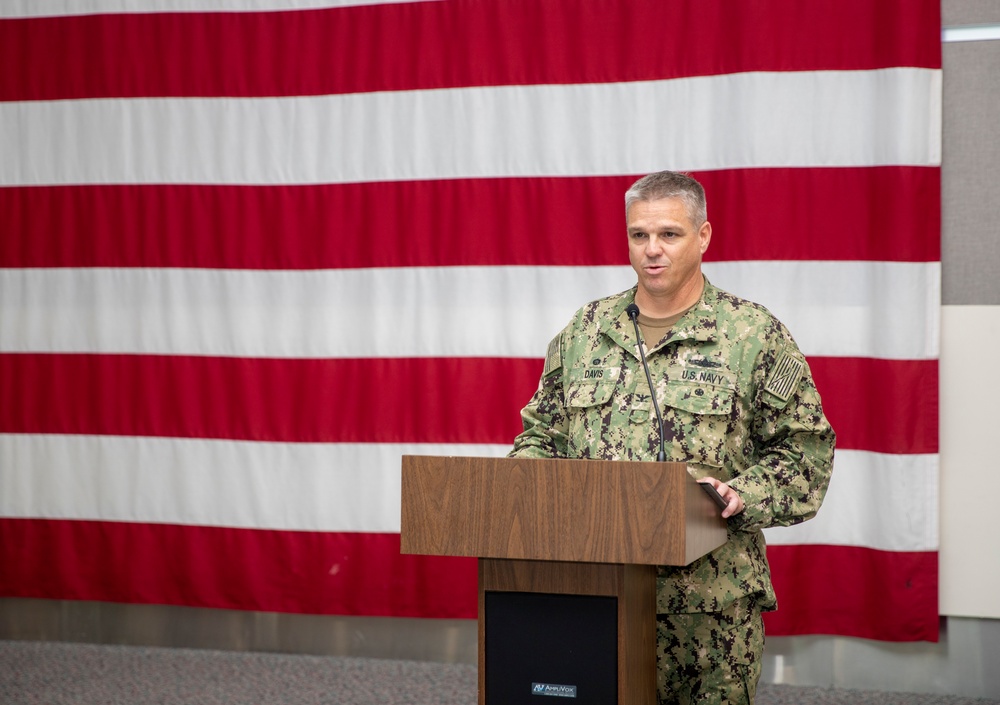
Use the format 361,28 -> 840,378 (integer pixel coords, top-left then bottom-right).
0,0 -> 941,641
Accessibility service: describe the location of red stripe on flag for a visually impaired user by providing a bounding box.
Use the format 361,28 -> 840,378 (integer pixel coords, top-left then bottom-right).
765,544 -> 939,642
2,353 -> 935,454
0,168 -> 940,269
810,357 -> 938,455
0,518 -> 478,618
0,354 -> 539,445
0,518 -> 939,639
0,0 -> 941,102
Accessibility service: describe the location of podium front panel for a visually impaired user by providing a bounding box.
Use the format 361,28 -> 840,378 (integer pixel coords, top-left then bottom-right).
485,591 -> 617,705
478,559 -> 656,705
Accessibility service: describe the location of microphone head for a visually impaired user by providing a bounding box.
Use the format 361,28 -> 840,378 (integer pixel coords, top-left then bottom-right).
625,303 -> 640,320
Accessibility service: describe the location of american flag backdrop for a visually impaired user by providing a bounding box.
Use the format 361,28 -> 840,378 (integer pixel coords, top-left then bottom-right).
0,0 -> 941,642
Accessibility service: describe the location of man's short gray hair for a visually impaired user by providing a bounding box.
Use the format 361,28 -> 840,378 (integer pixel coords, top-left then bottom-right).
624,171 -> 707,226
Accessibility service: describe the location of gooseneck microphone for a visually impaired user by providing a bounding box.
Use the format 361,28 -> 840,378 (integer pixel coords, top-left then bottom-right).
626,303 -> 667,462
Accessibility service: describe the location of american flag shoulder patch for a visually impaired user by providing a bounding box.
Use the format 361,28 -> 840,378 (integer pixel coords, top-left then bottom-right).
764,348 -> 805,404
543,334 -> 562,377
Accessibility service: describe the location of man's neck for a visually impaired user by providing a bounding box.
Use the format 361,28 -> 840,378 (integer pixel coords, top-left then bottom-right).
634,276 -> 705,318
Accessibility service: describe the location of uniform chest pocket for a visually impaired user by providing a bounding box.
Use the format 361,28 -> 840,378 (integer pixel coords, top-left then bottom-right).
660,380 -> 734,468
663,380 -> 734,415
565,380 -> 615,409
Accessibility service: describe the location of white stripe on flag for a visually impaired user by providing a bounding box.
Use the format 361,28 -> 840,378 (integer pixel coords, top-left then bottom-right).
1,262 -> 939,360
0,0 -> 412,18
0,434 -> 935,550
0,69 -> 942,187
0,433 -> 508,533
764,449 -> 939,552
703,261 -> 941,359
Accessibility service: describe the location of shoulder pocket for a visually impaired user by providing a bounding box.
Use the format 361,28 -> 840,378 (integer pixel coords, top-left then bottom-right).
763,347 -> 806,409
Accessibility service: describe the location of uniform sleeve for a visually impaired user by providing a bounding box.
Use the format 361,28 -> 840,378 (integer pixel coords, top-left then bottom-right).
726,334 -> 836,533
508,333 -> 571,459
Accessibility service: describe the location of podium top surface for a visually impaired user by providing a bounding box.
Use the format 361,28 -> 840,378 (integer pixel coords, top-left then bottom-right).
400,455 -> 726,566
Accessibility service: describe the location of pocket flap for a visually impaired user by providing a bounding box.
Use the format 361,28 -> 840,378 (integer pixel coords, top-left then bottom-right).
662,380 -> 733,415
566,381 -> 615,408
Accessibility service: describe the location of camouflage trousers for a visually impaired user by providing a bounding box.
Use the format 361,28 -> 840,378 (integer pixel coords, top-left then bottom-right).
655,597 -> 764,705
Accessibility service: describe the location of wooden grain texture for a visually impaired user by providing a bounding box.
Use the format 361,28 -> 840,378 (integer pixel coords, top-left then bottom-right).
619,563 -> 657,705
400,455 -> 726,566
480,558 -> 624,596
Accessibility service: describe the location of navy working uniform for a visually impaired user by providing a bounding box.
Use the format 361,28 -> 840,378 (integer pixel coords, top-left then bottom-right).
508,278 -> 835,703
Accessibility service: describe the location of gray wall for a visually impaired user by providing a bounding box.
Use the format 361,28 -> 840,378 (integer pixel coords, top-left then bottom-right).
941,5 -> 1000,304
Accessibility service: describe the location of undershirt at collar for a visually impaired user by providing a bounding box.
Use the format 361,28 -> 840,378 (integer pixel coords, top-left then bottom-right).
636,306 -> 692,349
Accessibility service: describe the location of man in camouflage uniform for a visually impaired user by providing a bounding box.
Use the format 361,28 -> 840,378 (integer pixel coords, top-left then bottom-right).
508,171 -> 835,704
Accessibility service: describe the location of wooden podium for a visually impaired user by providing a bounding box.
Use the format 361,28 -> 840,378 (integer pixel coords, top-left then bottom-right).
400,455 -> 727,705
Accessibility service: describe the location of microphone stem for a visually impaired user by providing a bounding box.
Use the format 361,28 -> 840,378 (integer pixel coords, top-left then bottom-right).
627,309 -> 667,462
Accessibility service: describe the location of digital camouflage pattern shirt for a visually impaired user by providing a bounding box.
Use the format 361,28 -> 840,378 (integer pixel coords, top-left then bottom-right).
508,279 -> 835,614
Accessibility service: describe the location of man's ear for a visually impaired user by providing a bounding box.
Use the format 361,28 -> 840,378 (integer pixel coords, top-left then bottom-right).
699,220 -> 712,254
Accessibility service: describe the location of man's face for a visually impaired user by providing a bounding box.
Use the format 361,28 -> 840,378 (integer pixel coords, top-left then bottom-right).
626,196 -> 712,305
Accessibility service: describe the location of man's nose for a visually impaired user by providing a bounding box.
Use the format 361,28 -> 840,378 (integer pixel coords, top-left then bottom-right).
645,234 -> 665,256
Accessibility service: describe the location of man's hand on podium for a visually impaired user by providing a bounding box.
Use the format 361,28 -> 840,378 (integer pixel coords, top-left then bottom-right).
698,478 -> 745,519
